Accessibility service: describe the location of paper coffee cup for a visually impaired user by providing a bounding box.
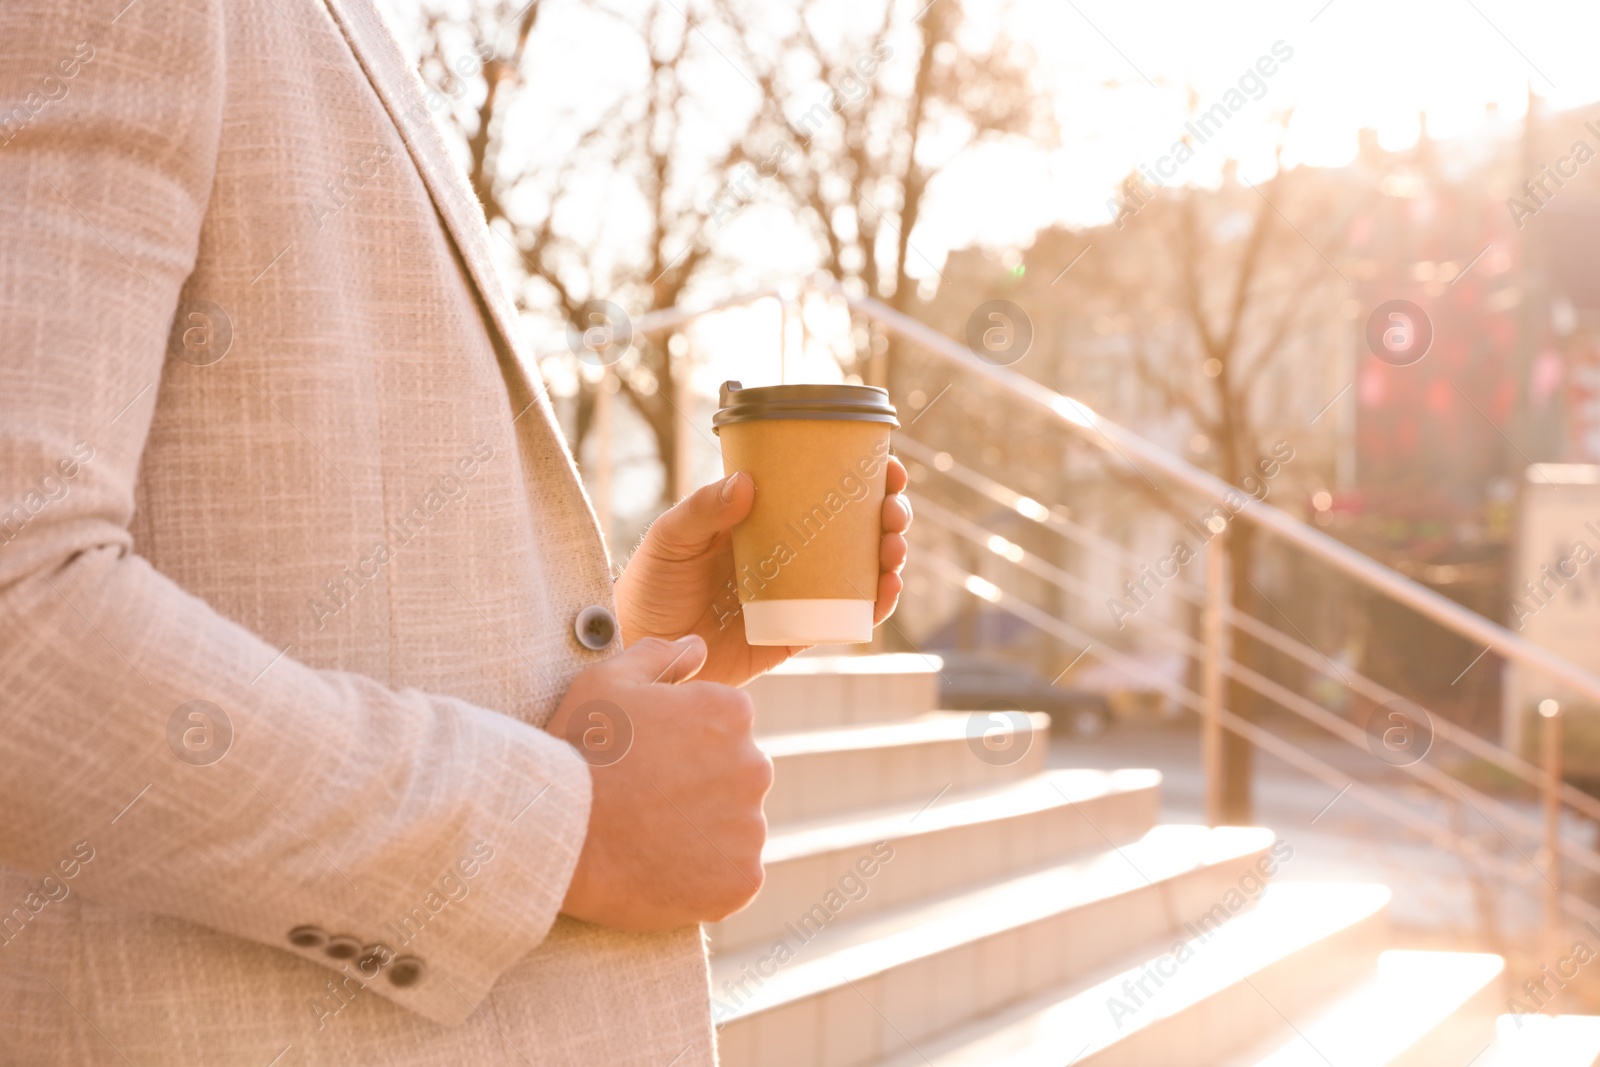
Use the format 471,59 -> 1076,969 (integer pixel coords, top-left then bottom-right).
713,380 -> 899,645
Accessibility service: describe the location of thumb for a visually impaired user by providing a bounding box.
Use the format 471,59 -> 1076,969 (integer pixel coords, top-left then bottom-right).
644,472 -> 754,557
612,635 -> 708,685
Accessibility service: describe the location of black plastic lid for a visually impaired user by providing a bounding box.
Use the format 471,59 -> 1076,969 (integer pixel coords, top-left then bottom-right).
712,380 -> 900,433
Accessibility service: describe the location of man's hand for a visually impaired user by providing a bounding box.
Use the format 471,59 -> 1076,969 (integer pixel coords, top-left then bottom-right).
545,634 -> 772,931
614,456 -> 912,687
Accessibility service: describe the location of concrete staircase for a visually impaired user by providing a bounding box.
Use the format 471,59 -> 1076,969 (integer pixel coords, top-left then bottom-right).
713,654 -> 1600,1067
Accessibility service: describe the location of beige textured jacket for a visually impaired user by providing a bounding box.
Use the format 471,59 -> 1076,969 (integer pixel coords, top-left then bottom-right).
0,0 -> 713,1063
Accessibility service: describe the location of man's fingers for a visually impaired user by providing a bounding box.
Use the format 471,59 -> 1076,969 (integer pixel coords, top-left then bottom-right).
615,634 -> 708,685
881,531 -> 908,574
876,457 -> 909,627
882,492 -> 911,534
644,472 -> 755,558
885,455 -> 908,495
872,570 -> 903,625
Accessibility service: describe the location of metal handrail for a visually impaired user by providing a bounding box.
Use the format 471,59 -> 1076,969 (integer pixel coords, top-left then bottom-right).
531,288 -> 782,362
891,434 -> 1210,608
899,434 -> 1600,826
914,550 -> 1600,927
914,496 -> 1600,878
827,281 -> 1600,944
833,284 -> 1600,709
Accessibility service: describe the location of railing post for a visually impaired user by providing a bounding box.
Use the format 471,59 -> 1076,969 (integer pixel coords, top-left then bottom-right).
1541,698 -> 1564,964
1203,530 -> 1228,827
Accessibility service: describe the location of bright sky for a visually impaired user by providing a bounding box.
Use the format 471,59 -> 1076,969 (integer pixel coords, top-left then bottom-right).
919,0 -> 1600,261
705,0 -> 1600,385
379,0 -> 1600,281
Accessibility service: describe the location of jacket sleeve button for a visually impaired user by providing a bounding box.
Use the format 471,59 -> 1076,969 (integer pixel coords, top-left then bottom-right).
323,934 -> 363,960
287,926 -> 327,948
387,955 -> 427,988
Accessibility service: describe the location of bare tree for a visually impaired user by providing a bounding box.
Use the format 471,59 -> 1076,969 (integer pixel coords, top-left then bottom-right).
1074,149 -> 1359,820
412,0 -> 773,503
403,0 -> 1058,511
718,0 -> 1052,388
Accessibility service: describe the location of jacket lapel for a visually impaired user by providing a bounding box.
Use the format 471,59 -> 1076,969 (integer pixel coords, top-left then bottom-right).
317,0 -> 553,428
313,0 -> 617,577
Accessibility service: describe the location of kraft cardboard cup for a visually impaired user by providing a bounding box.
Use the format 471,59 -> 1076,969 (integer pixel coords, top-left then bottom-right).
713,380 -> 899,645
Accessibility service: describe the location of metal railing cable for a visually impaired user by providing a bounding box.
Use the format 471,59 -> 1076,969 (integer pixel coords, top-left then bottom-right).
914,550 -> 1600,927
896,434 -> 1600,826
891,435 -> 1209,611
913,496 -> 1600,879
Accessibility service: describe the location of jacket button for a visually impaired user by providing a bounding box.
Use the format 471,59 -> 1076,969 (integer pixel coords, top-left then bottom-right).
288,926 -> 327,948
324,934 -> 362,960
574,605 -> 617,650
388,955 -> 427,988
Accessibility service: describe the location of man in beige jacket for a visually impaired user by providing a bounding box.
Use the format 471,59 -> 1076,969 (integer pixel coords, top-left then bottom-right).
0,0 -> 911,1063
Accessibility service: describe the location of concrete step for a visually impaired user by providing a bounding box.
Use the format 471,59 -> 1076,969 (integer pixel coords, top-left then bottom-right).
746,654 -> 943,735
761,712 -> 1049,826
1220,950 -> 1503,1066
866,882 -> 1390,1067
714,824 -> 1281,1067
713,769 -> 1162,955
1480,1013 -> 1600,1066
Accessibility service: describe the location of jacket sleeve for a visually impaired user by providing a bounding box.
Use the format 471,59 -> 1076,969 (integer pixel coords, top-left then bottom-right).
0,0 -> 592,1029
